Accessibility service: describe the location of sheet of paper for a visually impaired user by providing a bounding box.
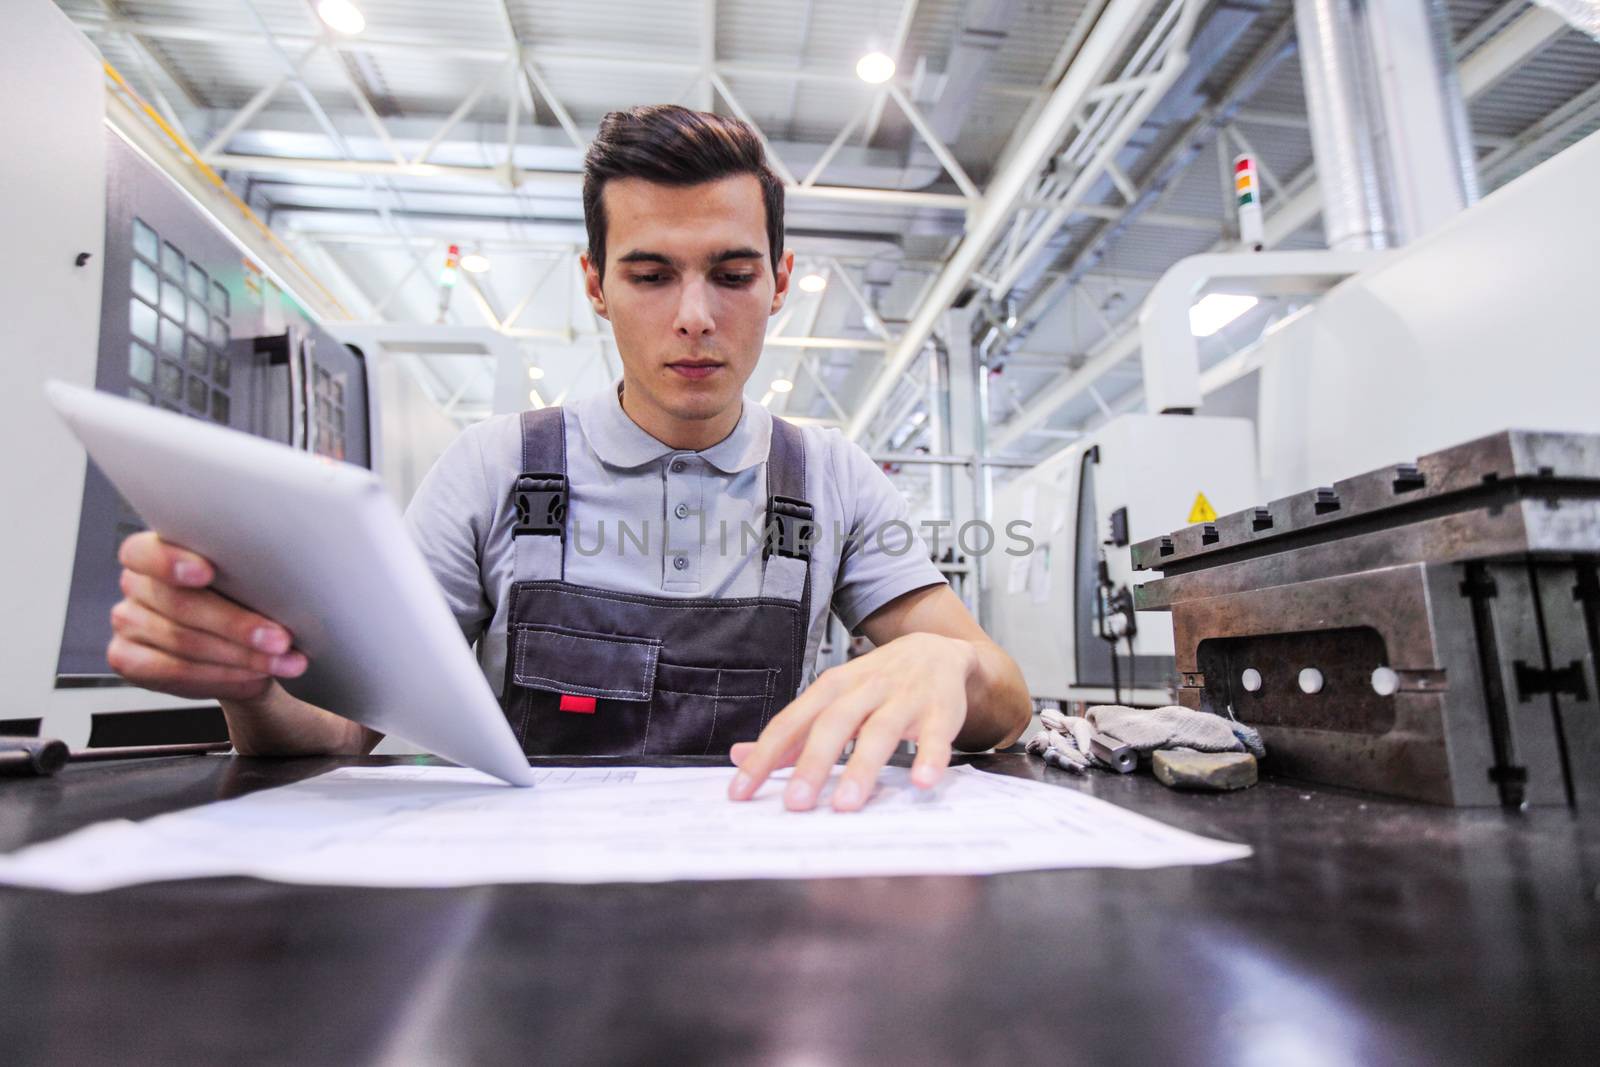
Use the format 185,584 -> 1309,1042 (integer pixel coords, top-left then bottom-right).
0,765 -> 1250,893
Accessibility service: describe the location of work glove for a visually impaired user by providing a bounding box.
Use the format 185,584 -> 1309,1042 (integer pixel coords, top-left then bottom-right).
1028,704 -> 1264,773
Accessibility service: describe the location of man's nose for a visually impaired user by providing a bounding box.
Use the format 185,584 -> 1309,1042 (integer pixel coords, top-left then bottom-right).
674,278 -> 715,338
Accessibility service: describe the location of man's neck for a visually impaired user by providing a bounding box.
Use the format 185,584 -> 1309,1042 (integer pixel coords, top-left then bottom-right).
618,381 -> 743,452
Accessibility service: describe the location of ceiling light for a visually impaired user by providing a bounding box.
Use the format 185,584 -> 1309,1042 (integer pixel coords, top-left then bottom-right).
1189,293 -> 1259,337
855,51 -> 896,84
798,273 -> 827,293
527,366 -> 545,380
316,0 -> 366,35
770,378 -> 794,393
460,253 -> 491,274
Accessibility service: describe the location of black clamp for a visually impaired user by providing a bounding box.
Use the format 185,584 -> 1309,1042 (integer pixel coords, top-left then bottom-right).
513,473 -> 567,537
764,495 -> 816,562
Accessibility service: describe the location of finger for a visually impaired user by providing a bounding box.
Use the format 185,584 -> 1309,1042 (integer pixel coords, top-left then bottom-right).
119,531 -> 214,588
110,598 -> 307,678
783,679 -> 896,811
121,570 -> 293,655
729,730 -> 804,773
728,668 -> 860,800
832,711 -> 917,812
910,736 -> 954,789
106,635 -> 274,701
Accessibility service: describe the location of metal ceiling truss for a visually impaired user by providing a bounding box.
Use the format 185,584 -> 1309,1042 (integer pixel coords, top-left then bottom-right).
73,1 -> 1599,440
845,0 -> 1193,442
985,0 -> 1587,454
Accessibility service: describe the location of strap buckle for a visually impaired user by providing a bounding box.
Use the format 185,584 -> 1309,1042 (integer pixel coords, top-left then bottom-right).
513,473 -> 567,537
764,495 -> 816,562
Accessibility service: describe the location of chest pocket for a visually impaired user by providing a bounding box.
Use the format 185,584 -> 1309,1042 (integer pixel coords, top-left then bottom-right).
508,624 -> 776,756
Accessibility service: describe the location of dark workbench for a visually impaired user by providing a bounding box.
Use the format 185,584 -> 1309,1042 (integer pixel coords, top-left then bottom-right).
2,752 -> 1597,1066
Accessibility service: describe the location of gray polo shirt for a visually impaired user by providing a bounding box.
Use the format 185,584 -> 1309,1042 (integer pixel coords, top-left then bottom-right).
404,385 -> 945,698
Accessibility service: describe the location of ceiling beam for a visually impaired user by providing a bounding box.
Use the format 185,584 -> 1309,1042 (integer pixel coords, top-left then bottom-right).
69,13 -> 1045,96
844,0 -> 1167,440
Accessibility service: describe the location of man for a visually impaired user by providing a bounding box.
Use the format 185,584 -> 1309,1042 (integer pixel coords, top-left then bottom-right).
108,105 -> 1031,812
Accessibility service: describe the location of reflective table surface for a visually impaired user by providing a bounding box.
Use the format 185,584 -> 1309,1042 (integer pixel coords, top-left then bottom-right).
2,752 -> 1597,1065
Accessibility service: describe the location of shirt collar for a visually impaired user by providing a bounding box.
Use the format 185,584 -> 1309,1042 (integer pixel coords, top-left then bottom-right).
573,382 -> 771,475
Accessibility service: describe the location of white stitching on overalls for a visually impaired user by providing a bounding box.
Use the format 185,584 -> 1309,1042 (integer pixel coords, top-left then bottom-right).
703,669 -> 721,756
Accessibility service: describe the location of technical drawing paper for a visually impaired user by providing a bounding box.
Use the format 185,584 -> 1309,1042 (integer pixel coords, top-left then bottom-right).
0,765 -> 1251,892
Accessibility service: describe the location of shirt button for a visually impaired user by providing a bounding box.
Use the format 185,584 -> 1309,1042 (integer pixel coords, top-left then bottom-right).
674,503 -> 689,519
670,459 -> 687,473
673,555 -> 689,571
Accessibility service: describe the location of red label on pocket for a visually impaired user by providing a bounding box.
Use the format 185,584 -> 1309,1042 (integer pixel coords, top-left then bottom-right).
559,694 -> 597,714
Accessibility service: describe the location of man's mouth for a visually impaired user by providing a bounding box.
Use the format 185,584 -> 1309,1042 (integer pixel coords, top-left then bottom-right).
666,360 -> 723,381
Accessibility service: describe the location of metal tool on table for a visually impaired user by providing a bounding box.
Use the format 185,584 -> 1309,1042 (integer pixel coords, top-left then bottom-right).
1132,430 -> 1600,809
0,737 -> 232,778
0,738 -> 69,777
1088,732 -> 1138,774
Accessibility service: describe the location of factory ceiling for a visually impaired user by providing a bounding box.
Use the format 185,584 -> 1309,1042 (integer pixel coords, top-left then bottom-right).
57,0 -> 1600,507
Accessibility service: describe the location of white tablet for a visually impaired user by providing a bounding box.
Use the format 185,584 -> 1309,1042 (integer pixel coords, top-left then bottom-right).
46,380 -> 535,787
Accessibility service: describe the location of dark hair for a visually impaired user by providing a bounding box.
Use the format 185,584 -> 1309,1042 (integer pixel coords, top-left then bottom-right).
582,105 -> 785,281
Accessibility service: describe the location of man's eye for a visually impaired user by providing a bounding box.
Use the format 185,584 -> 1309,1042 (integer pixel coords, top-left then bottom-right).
720,273 -> 756,286
632,273 -> 664,284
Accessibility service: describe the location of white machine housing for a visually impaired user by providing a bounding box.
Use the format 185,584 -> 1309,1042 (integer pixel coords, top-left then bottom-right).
986,413 -> 1257,705
1189,129 -> 1600,500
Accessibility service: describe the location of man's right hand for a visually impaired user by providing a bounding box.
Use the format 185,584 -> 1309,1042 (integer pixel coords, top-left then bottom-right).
108,531 -> 308,701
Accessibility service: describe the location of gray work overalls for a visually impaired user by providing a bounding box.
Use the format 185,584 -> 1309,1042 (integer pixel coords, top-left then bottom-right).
498,406 -> 816,756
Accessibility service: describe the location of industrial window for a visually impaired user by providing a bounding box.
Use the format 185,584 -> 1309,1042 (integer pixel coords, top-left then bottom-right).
311,362 -> 348,461
159,275 -> 184,321
160,241 -> 184,280
128,341 -> 154,385
130,258 -> 158,304
132,218 -> 158,262
129,298 -> 157,345
184,334 -> 208,375
159,314 -> 183,357
127,219 -> 234,427
186,295 -> 207,334
186,262 -> 208,300
156,358 -> 181,404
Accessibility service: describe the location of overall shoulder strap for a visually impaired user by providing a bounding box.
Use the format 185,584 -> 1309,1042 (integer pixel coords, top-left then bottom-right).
760,416 -> 813,603
512,407 -> 567,583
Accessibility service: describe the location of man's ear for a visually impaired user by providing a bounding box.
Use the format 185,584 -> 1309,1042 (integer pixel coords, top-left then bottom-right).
769,248 -> 795,316
580,252 -> 610,322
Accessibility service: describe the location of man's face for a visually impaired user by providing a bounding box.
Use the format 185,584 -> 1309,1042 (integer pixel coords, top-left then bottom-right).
582,174 -> 792,426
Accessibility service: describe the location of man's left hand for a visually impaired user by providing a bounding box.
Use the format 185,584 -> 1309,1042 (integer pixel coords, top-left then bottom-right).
725,632 -> 975,812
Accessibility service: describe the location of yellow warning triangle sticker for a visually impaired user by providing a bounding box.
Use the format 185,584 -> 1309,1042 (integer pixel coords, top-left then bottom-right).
1188,492 -> 1217,524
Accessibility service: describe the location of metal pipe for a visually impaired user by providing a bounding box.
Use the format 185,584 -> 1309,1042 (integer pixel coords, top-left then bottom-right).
69,742 -> 234,763
846,0 -> 1162,441
1293,0 -> 1393,250
206,154 -> 975,211
987,26 -> 1193,298
984,0 -> 1191,293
